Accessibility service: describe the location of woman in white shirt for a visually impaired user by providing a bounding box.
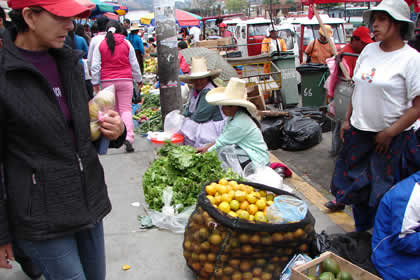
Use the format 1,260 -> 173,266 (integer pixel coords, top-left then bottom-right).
328,0 -> 420,232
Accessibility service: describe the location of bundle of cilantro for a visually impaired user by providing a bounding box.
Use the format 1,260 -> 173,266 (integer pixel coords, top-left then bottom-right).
142,143 -> 242,212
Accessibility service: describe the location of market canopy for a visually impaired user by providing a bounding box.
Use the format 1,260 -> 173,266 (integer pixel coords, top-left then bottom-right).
302,0 -> 380,4
140,9 -> 202,27
89,0 -> 128,17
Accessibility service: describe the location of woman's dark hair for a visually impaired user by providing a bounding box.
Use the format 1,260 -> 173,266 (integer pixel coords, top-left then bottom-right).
105,20 -> 123,55
178,40 -> 188,49
237,106 -> 261,129
8,8 -> 43,34
370,11 -> 411,40
96,15 -> 109,32
90,22 -> 98,34
75,23 -> 89,44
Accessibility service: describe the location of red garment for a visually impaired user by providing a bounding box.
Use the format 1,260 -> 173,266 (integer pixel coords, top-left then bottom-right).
178,52 -> 190,74
340,44 -> 357,78
221,30 -> 232,38
98,34 -> 132,80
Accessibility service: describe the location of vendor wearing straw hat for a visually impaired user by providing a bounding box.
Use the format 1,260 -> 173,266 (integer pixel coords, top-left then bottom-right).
304,24 -> 334,64
328,0 -> 420,234
179,57 -> 226,148
127,22 -> 145,74
197,78 -> 269,168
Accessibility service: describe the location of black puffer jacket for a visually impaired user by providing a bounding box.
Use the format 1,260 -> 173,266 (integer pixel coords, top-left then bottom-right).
0,31 -> 112,245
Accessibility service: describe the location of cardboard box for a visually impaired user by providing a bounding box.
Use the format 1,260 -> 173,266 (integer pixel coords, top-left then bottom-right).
291,252 -> 382,280
194,40 -> 218,48
217,37 -> 233,46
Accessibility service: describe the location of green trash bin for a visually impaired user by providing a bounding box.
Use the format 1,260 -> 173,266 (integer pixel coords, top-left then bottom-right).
296,64 -> 329,107
271,51 -> 299,108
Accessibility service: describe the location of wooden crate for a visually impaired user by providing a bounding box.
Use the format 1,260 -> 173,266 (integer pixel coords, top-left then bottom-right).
194,40 -> 218,48
217,37 -> 233,46
291,252 -> 382,280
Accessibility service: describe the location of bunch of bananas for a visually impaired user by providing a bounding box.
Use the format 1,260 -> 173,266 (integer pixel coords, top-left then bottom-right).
144,58 -> 157,74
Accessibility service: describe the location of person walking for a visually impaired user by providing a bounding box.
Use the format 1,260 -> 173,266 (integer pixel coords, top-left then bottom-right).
0,1 -> 126,279
329,0 -> 420,231
126,22 -> 145,74
261,27 -> 287,74
91,20 -> 142,153
305,24 -> 334,64
87,15 -> 109,69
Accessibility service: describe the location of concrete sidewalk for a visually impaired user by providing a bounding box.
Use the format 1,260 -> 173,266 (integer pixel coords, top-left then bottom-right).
2,136 -> 346,280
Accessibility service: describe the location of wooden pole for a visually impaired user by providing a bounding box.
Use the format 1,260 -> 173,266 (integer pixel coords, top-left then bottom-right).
154,0 -> 183,123
313,4 -> 351,81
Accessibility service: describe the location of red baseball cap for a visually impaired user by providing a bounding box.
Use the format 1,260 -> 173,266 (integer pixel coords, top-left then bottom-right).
219,22 -> 227,28
352,26 -> 374,44
8,0 -> 92,18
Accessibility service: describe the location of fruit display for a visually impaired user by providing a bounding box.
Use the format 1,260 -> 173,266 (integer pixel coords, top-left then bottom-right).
144,58 -> 157,74
133,94 -> 163,134
305,258 -> 354,280
183,180 -> 315,280
141,84 -> 153,95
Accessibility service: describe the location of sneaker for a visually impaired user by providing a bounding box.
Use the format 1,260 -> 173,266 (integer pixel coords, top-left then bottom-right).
124,140 -> 134,153
324,200 -> 345,212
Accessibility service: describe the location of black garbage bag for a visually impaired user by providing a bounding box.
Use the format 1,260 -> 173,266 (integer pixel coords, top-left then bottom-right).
261,117 -> 286,150
313,231 -> 379,275
280,116 -> 322,151
287,106 -> 332,133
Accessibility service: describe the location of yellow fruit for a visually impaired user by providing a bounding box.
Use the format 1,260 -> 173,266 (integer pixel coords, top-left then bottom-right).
228,211 -> 238,217
219,202 -> 231,213
219,185 -> 228,194
246,193 -> 257,204
90,122 -> 101,141
214,195 -> 222,205
244,186 -> 253,194
238,210 -> 250,220
205,184 -> 217,196
230,200 -> 240,211
249,215 -> 254,221
221,193 -> 232,203
239,184 -> 247,191
228,190 -> 235,199
235,191 -> 246,202
256,199 -> 266,210
255,211 -> 267,222
258,190 -> 267,197
247,204 -> 258,215
267,200 -> 274,206
122,264 -> 131,270
229,180 -> 238,188
219,178 -> 228,185
206,195 -> 216,204
209,234 -> 222,245
240,201 -> 249,211
266,193 -> 274,201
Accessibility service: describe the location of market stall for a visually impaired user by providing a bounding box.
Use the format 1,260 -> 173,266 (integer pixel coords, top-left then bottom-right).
140,9 -> 202,27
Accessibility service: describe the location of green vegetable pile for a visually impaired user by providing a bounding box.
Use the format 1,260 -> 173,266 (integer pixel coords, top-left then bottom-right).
142,143 -> 242,212
134,94 -> 163,134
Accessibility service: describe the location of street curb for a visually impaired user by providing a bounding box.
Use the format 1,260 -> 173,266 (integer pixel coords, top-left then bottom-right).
269,153 -> 355,232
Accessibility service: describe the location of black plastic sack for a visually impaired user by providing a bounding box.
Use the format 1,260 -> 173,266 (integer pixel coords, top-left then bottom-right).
313,231 -> 379,275
287,106 -> 332,133
261,117 -> 286,150
183,181 -> 316,280
280,116 -> 322,151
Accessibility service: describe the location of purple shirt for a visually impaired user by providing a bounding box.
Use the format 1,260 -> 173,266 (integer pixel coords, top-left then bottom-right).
19,48 -> 72,124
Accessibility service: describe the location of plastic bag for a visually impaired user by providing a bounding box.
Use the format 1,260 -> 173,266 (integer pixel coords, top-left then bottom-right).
266,195 -> 308,224
217,145 -> 244,176
149,187 -> 195,234
280,254 -> 313,280
164,110 -> 185,135
88,85 -> 116,141
244,163 -> 294,193
261,117 -> 286,150
280,116 -> 322,151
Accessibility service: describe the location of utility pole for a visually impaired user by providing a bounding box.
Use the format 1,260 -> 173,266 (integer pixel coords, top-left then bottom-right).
154,0 -> 182,123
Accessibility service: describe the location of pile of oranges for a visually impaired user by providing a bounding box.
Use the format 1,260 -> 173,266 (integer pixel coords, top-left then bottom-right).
205,179 -> 276,223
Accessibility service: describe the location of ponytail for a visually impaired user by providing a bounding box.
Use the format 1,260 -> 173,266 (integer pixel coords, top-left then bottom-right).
106,29 -> 116,55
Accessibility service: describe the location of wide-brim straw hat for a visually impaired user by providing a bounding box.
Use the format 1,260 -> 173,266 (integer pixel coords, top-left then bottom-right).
363,0 -> 415,40
130,22 -> 141,31
179,57 -> 221,83
319,24 -> 333,38
206,77 -> 257,116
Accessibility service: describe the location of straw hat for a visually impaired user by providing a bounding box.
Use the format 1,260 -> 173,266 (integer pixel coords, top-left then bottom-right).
206,78 -> 257,116
130,22 -> 141,31
319,25 -> 333,38
362,0 -> 414,40
179,57 -> 222,83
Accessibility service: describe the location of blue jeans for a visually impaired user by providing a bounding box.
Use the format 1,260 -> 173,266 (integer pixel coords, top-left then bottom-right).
16,222 -> 106,280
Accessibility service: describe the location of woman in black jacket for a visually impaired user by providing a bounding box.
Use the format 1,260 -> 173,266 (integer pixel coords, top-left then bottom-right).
0,1 -> 126,279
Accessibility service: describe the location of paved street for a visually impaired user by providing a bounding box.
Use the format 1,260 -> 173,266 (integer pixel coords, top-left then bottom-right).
2,134 -> 348,280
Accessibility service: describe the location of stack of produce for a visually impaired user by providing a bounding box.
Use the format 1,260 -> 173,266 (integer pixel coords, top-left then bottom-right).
141,84 -> 153,95
183,180 -> 315,280
134,94 -> 162,134
144,58 -> 157,74
142,144 -> 242,212
306,258 -> 355,280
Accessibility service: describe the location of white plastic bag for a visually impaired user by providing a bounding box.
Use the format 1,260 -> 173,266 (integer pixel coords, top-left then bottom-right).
88,85 -> 116,141
244,163 -> 295,193
149,187 -> 195,234
266,195 -> 308,224
217,145 -> 244,176
164,110 -> 185,135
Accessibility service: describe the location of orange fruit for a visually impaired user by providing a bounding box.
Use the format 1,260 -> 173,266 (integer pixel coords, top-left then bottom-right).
219,202 -> 230,213
266,193 -> 274,201
214,195 -> 222,205
230,200 -> 240,211
221,193 -> 232,203
240,200 -> 249,211
228,211 -> 238,217
219,178 -> 228,185
206,195 -> 216,204
205,184 -> 216,195
247,204 -> 258,215
255,211 -> 267,222
258,190 -> 267,197
249,215 -> 255,221
238,210 -> 250,220
209,234 -> 222,245
235,191 -> 246,202
267,200 -> 274,206
256,199 -> 266,210
218,185 -> 228,194
246,193 -> 257,204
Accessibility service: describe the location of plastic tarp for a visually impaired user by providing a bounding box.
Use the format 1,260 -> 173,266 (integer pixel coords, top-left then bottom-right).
140,9 -> 202,27
89,0 -> 128,17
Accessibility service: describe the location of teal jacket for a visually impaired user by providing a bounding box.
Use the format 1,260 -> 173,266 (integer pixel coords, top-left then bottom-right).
183,88 -> 224,123
209,111 -> 269,166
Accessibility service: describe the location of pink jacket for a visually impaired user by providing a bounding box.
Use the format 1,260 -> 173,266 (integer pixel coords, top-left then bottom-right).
178,52 -> 190,74
91,33 -> 142,85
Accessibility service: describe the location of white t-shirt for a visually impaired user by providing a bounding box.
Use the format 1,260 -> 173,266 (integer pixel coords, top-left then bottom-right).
351,42 -> 420,132
189,26 -> 201,43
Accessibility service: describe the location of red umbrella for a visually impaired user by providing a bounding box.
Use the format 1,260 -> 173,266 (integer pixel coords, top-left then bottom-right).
404,0 -> 420,12
302,0 -> 380,4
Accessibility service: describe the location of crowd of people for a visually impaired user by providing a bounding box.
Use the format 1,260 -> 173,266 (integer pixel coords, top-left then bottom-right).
0,0 -> 420,279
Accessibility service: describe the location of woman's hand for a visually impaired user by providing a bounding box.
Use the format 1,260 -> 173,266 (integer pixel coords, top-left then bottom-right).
196,146 -> 209,154
340,120 -> 351,142
99,110 -> 125,140
93,85 -> 100,94
375,128 -> 394,154
0,243 -> 14,269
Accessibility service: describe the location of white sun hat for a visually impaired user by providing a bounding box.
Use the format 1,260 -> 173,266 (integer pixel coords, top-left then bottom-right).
179,57 -> 221,83
363,0 -> 415,40
206,77 -> 257,116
